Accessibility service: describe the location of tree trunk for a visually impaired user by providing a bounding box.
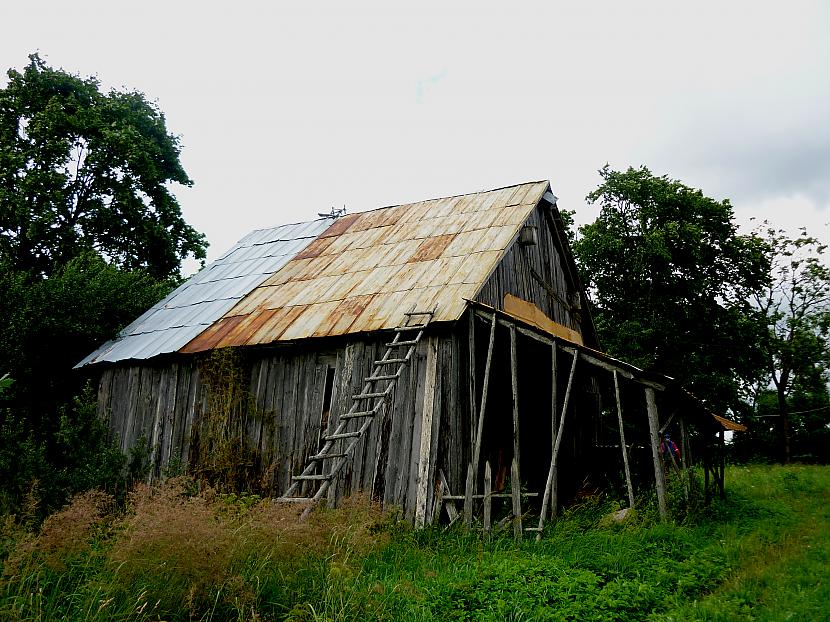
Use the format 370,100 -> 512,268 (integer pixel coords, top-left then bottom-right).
776,379 -> 791,464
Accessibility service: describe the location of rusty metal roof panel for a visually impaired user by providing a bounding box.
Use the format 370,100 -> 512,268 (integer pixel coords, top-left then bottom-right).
195,181 -> 550,349
77,216 -> 336,366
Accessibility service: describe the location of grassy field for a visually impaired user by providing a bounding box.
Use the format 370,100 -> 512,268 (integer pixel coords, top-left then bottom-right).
1,464 -> 828,621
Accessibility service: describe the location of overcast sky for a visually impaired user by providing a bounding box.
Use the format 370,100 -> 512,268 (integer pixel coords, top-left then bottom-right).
3,1 -> 829,270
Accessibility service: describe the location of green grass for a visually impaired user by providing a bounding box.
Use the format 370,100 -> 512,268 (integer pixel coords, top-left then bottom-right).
1,465 -> 828,621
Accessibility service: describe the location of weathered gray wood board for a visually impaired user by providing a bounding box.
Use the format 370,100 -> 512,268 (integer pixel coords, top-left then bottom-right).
97,329 -> 451,519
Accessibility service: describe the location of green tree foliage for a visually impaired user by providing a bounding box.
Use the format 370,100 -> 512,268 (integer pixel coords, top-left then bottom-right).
0,54 -> 206,279
0,55 -> 207,517
575,166 -> 770,411
748,229 -> 830,462
0,252 -> 171,426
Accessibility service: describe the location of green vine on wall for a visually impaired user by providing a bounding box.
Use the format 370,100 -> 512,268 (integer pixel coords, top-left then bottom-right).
190,348 -> 267,492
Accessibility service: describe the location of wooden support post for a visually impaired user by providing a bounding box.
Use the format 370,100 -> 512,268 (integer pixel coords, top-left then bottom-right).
471,314 -> 497,488
511,458 -> 522,541
679,417 -> 690,502
414,337 -> 438,528
536,343 -> 558,541
551,350 -> 578,518
510,324 -> 521,540
483,461 -> 492,533
468,311 -> 476,449
464,463 -> 474,528
718,429 -> 726,498
614,371 -> 635,510
704,440 -> 711,503
645,387 -> 668,520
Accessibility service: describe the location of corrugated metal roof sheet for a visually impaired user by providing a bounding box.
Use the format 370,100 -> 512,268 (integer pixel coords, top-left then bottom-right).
182,181 -> 550,352
76,217 -> 337,367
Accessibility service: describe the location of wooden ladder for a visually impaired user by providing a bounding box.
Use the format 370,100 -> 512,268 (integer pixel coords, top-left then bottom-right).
278,308 -> 435,518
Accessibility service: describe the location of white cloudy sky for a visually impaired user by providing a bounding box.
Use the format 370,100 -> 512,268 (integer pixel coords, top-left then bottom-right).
2,1 -> 829,268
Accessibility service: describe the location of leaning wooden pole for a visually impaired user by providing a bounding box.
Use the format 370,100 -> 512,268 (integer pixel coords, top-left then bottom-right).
536,343 -> 558,541
614,370 -> 635,510
645,387 -> 668,520
471,314 -> 497,483
510,324 -> 522,540
550,349 -> 578,520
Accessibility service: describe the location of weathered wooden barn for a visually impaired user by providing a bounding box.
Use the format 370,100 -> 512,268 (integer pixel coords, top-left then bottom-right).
79,181 -> 739,532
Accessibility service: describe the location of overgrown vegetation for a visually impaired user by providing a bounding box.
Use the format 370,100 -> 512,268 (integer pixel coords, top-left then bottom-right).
191,349 -> 269,493
1,465 -> 827,621
0,54 -> 207,519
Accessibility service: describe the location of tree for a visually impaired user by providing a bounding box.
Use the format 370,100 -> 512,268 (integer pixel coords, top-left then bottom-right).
751,228 -> 830,462
574,165 -> 770,412
0,53 -> 206,279
0,55 -> 207,516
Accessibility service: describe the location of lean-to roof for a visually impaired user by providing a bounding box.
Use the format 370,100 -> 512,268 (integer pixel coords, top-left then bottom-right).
76,218 -> 336,367
181,181 -> 550,351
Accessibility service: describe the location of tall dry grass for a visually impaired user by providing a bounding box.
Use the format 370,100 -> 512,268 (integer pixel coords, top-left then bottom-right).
1,477 -> 391,621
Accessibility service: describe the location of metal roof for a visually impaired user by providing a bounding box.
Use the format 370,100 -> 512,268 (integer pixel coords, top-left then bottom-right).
75,217 -> 336,367
182,181 -> 550,352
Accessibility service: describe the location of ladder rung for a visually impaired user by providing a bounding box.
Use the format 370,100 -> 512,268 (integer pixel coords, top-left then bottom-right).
325,431 -> 361,440
395,324 -> 427,332
341,411 -> 376,419
275,497 -> 314,503
386,339 -> 418,347
374,358 -> 407,365
293,474 -> 331,481
309,452 -> 346,460
524,527 -> 543,532
366,373 -> 399,382
353,391 -> 388,400
404,310 -> 434,316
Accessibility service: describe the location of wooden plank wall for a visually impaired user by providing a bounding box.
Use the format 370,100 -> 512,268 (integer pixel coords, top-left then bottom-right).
475,203 -> 579,332
95,329 -> 456,521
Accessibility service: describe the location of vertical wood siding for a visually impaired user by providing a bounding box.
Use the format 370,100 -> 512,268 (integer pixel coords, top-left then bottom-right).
96,329 -> 454,519
475,203 -> 580,332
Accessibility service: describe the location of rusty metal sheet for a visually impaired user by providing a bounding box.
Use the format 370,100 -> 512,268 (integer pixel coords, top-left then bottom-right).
460,207 -> 501,233
452,251 -> 503,285
311,294 -> 375,338
283,274 -> 343,307
349,265 -> 405,297
293,235 -> 336,260
290,253 -> 340,280
524,181 -> 550,207
279,301 -> 342,341
175,181 -> 554,351
385,261 -> 432,292
398,201 -> 431,225
317,269 -> 369,302
492,203 -> 535,228
408,234 -> 457,263
424,255 -> 467,287
182,315 -> 246,353
318,212 -> 360,238
243,305 -> 309,345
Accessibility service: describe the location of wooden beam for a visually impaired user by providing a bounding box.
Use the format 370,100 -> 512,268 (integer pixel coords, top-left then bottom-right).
510,324 -> 522,541
718,429 -> 726,498
614,370 -> 635,510
474,308 -> 665,392
536,343 -> 558,541
483,461 -> 492,533
511,458 -> 522,541
468,310 -> 476,448
551,349 -> 578,517
645,387 -> 668,520
414,336 -> 438,528
471,313 -> 497,487
679,416 -> 690,501
463,463 -> 474,528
